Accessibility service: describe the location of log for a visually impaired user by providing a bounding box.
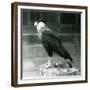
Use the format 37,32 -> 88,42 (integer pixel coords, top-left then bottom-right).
40,63 -> 80,77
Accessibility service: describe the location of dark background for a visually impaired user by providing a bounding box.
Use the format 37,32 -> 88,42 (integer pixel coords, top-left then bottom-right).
21,9 -> 81,79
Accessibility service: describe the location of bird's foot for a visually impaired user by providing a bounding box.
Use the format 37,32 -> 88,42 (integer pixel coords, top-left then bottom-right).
46,64 -> 54,69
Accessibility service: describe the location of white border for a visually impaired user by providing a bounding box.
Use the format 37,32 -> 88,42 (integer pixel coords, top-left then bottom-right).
18,5 -> 86,84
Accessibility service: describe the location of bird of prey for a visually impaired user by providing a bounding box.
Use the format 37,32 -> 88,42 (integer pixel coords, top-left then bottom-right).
34,20 -> 73,68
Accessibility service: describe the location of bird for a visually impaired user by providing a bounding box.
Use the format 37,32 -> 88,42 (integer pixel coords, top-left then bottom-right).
34,20 -> 73,68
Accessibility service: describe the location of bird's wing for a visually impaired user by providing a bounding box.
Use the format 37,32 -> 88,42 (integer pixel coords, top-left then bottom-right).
42,30 -> 64,48
42,41 -> 53,56
42,30 -> 72,61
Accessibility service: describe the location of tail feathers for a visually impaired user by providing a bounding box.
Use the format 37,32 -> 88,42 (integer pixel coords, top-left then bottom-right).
63,49 -> 73,63
69,57 -> 73,63
65,56 -> 73,63
66,59 -> 73,68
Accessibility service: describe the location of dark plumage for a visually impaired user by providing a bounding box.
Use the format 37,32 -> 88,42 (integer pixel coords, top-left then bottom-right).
42,30 -> 73,62
34,20 -> 73,68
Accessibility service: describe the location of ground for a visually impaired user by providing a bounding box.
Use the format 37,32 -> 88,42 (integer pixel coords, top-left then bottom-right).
22,43 -> 80,79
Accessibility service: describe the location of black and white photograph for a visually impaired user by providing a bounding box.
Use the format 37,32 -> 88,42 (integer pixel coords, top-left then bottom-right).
22,9 -> 81,79
11,2 -> 87,87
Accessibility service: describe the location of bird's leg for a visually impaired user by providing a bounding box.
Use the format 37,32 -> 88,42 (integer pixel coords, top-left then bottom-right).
46,57 -> 52,68
48,57 -> 51,64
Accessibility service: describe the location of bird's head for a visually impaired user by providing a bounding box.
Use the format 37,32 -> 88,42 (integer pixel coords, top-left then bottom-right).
34,20 -> 46,32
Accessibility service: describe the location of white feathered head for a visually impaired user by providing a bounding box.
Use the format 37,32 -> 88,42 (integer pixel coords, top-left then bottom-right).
34,20 -> 46,31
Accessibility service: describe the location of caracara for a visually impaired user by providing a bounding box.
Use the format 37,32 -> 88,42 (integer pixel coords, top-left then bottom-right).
34,20 -> 73,68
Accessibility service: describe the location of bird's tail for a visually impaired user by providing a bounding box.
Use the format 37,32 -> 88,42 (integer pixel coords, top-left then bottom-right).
69,57 -> 73,63
66,59 -> 73,68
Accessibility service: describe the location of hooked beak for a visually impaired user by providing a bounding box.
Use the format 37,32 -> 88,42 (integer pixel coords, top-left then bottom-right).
34,21 -> 38,27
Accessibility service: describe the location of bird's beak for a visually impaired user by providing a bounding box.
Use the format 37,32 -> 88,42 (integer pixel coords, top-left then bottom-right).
34,21 -> 38,27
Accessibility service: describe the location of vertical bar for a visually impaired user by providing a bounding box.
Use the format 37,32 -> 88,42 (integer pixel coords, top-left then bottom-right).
57,13 -> 61,33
